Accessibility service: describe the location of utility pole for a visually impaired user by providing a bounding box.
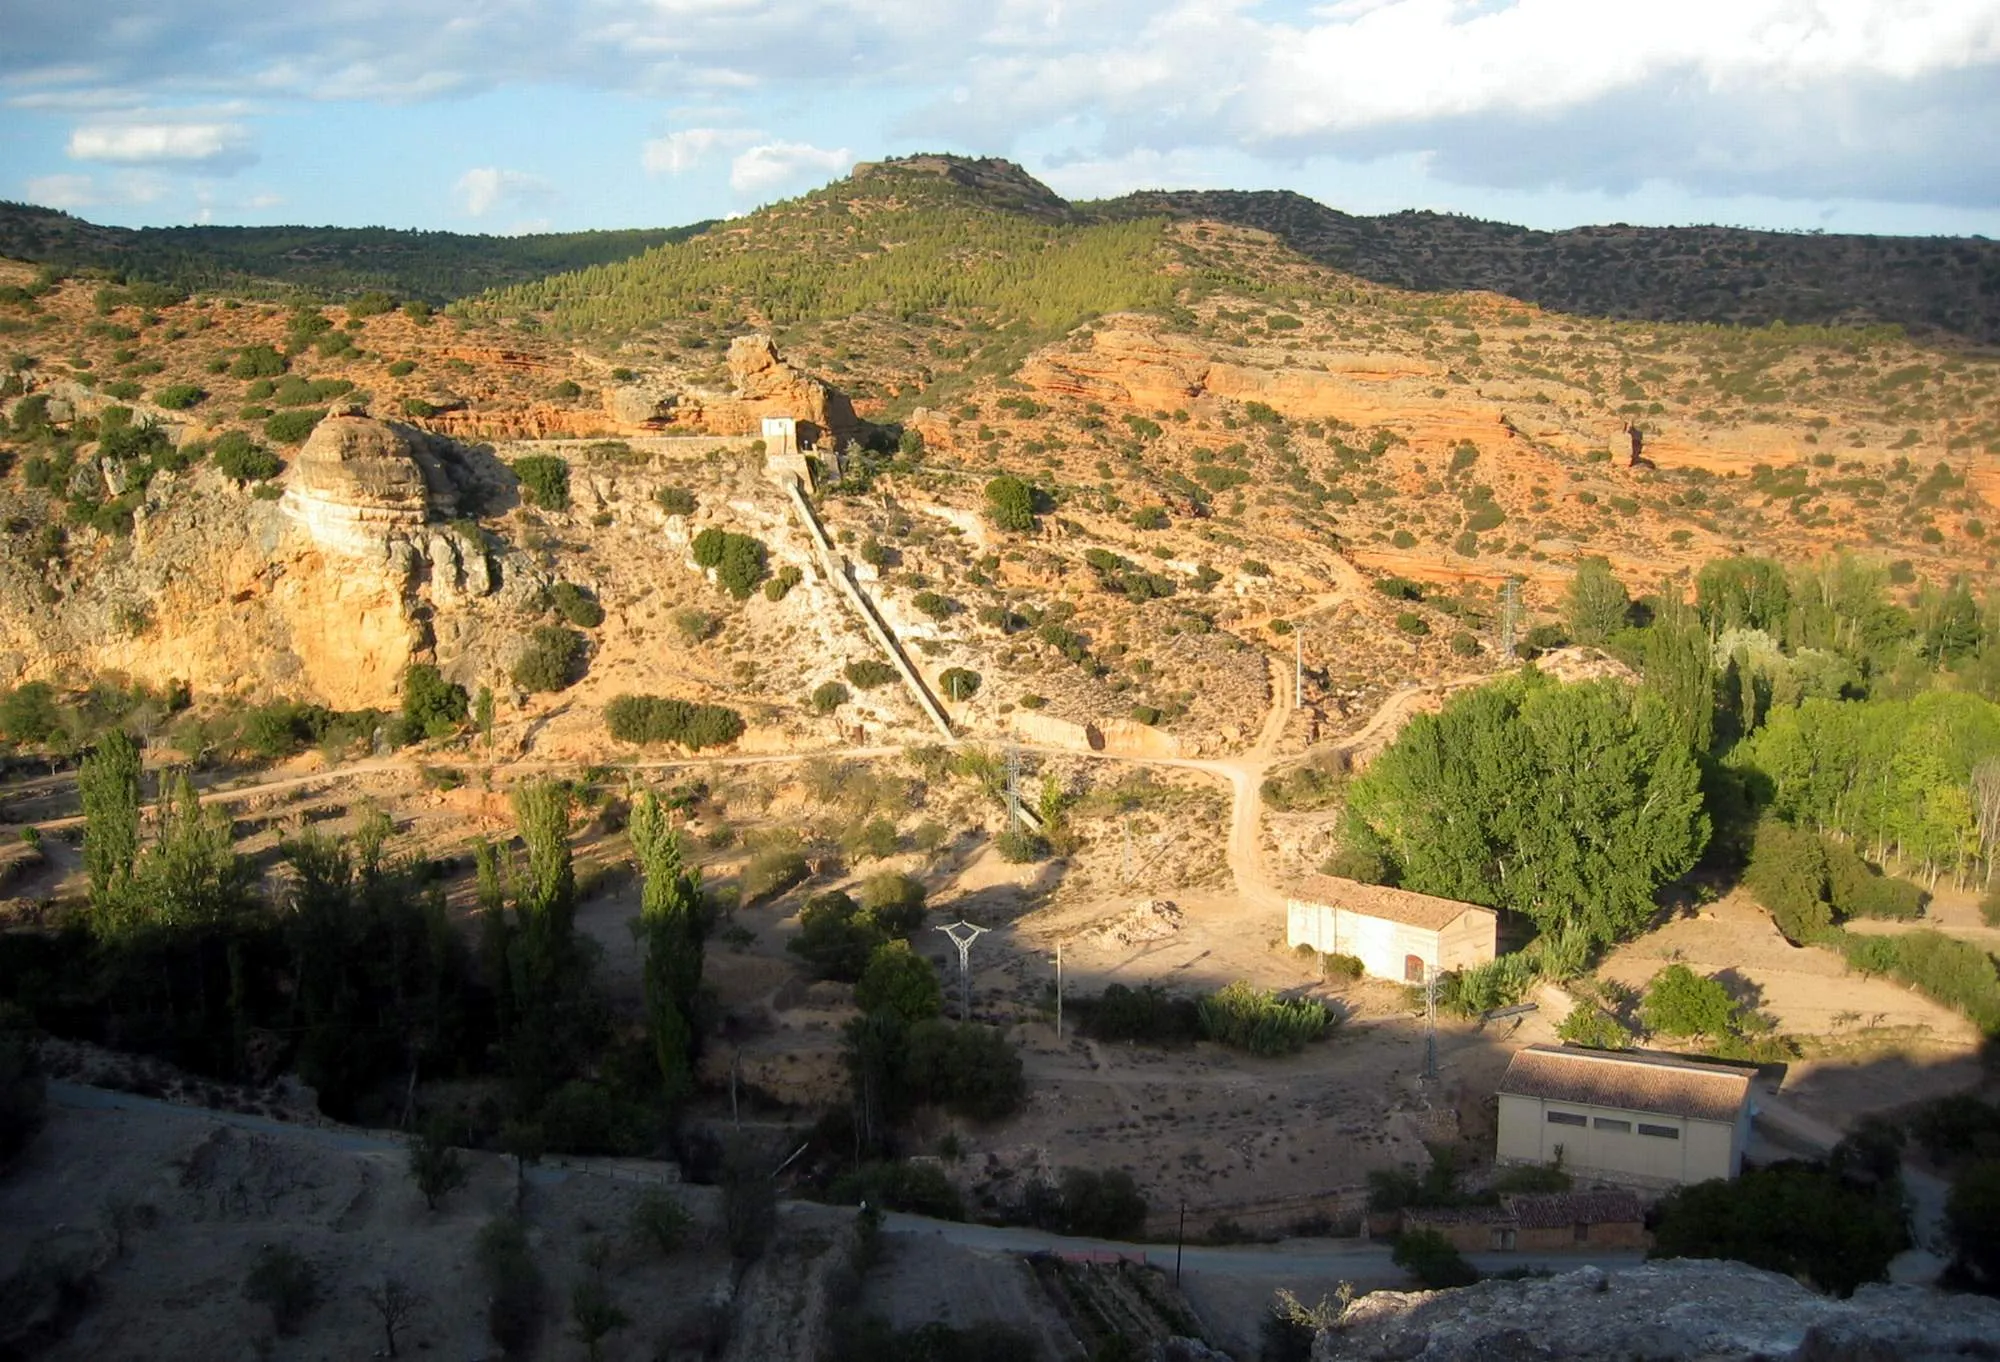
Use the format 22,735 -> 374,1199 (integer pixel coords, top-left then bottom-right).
938,920 -> 988,1022
1004,745 -> 1023,830
1501,577 -> 1519,660
1294,628 -> 1303,709
1055,939 -> 1063,1041
1175,1201 -> 1186,1286
1423,965 -> 1440,1084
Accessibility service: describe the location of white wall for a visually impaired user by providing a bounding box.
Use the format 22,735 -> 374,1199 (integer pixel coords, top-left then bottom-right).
1497,1091 -> 1741,1186
1287,900 -> 1439,981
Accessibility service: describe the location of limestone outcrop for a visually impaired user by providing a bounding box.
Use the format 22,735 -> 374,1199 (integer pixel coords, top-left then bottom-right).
281,413 -> 455,557
1317,1261 -> 2000,1362
725,334 -> 858,448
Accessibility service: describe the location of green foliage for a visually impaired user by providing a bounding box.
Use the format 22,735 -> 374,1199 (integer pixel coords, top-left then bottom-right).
937,668 -> 980,701
1697,556 -> 1792,633
1347,672 -> 1708,947
1393,611 -> 1429,636
468,171 -> 1170,335
262,407 -> 324,444
790,884 -> 926,982
603,694 -> 744,749
244,1243 -> 319,1335
632,791 -> 703,1105
996,826 -> 1050,863
151,382 -> 205,410
549,581 -> 605,628
1649,1161 -> 1907,1297
229,345 -> 286,378
1197,981 -> 1334,1055
1744,817 -> 1837,943
855,940 -> 943,1023
79,731 -> 142,929
211,429 -> 282,482
631,1187 -> 693,1256
984,475 -> 1037,532
1439,953 -> 1537,1017
1076,984 -> 1202,1045
409,1116 -> 469,1211
902,1020 -> 1026,1120
911,589 -> 956,620
1393,1229 -> 1479,1288
1564,556 -> 1629,646
0,681 -> 64,745
690,526 -> 768,599
512,626 -> 585,692
1023,1167 -> 1150,1239
844,658 -> 899,690
826,1159 -> 964,1221
1260,751 -> 1347,811
401,663 -> 468,740
476,1216 -> 547,1357
1840,930 -> 2000,1035
1643,588 -> 1716,752
512,454 -> 570,510
1945,1160 -> 2000,1290
811,680 -> 850,714
764,564 -> 803,601
1641,964 -> 1739,1038
1556,1001 -> 1634,1049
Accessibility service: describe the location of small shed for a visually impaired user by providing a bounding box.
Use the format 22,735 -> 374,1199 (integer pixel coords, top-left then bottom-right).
1496,1044 -> 1756,1187
1284,874 -> 1497,982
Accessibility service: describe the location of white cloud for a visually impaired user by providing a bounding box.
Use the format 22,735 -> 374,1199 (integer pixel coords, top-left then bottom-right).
641,126 -> 757,176
24,172 -> 99,210
67,120 -> 255,170
454,166 -> 555,217
728,141 -> 853,196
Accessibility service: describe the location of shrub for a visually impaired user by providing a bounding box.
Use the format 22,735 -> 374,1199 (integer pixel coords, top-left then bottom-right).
1946,1160 -> 2000,1290
512,454 -> 570,510
937,668 -> 980,701
603,694 -> 744,749
512,626 -> 585,692
1641,964 -> 1738,1038
1078,984 -> 1202,1045
1440,953 -> 1537,1017
1394,611 -> 1430,636
1983,882 -> 2000,929
1556,1001 -> 1634,1049
690,527 -> 767,599
401,663 -> 468,739
741,843 -> 809,903
263,408 -> 324,445
550,581 -> 605,628
476,1216 -> 545,1356
1131,505 -> 1169,530
911,590 -> 955,620
152,383 -> 205,410
1197,981 -> 1333,1055
549,379 -> 582,399
859,871 -> 927,935
996,827 -> 1049,863
631,1188 -> 692,1256
672,607 -> 716,644
1029,1167 -> 1147,1239
810,680 -> 850,714
244,1244 -> 319,1335
1450,630 -> 1480,657
401,396 -> 438,418
229,345 -> 286,378
1840,930 -> 2000,1034
901,1020 -> 1026,1120
828,1159 -> 963,1220
387,359 -> 417,377
1824,840 -> 1924,920
1393,1230 -> 1479,1288
1322,952 -> 1365,984
984,474 -> 1037,532
763,565 -> 803,602
1651,1162 -> 1905,1297
855,940 -> 943,1022
208,431 -> 283,484
844,659 -> 898,690
0,1014 -> 47,1166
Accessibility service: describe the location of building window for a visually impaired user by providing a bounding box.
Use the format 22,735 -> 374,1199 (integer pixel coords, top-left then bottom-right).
1490,1227 -> 1516,1250
1593,1117 -> 1632,1133
1404,954 -> 1426,983
1637,1123 -> 1680,1140
1573,1222 -> 1590,1244
1547,1110 -> 1587,1127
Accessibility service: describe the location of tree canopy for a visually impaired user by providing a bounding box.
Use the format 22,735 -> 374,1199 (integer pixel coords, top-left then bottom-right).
1346,671 -> 1708,946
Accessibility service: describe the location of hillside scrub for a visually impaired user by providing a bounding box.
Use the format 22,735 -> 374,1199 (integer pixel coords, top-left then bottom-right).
1196,981 -> 1335,1056
603,694 -> 745,749
512,454 -> 570,510
511,625 -> 585,692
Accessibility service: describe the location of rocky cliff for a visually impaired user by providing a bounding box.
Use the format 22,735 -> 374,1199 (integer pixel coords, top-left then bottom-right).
1317,1261 -> 2000,1362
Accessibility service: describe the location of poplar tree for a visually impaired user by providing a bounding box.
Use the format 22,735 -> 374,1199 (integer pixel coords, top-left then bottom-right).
630,792 -> 703,1104
79,729 -> 142,936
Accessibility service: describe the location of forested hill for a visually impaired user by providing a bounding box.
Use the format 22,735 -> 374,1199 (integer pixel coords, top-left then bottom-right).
0,202 -> 711,304
1092,189 -> 2000,347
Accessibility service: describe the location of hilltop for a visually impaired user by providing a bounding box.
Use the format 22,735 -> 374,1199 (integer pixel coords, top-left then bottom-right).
0,201 -> 709,303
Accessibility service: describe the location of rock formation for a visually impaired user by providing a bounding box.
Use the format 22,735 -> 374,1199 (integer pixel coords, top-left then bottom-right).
1317,1261 -> 2000,1362
282,412 -> 452,558
725,334 -> 858,448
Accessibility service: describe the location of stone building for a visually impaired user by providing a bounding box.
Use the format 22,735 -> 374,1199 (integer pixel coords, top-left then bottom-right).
1401,1189 -> 1648,1253
1495,1044 -> 1756,1188
1284,875 -> 1497,982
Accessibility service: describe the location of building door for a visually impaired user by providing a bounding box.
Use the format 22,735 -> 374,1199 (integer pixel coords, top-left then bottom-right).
1404,954 -> 1426,983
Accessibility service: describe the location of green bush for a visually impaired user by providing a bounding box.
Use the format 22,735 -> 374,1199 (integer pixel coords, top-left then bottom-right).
229,345 -> 286,379
1129,704 -> 1162,726
1440,953 -> 1537,1017
1393,1230 -> 1479,1288
653,484 -> 696,516
1840,931 -> 2000,1034
152,383 -> 205,410
1028,1167 -> 1147,1239
764,564 -> 803,601
550,581 -> 605,628
937,668 -> 980,701
1641,964 -> 1739,1038
512,454 -> 570,510
273,376 -> 354,406
1556,1001 -> 1634,1049
1197,981 -> 1333,1055
1077,984 -> 1202,1045
859,871 -> 927,935
844,659 -> 898,690
902,1020 -> 1026,1120
401,663 -> 468,739
512,625 -> 585,692
476,1217 -> 545,1357
984,474 -> 1037,532
827,1159 -> 963,1220
1824,840 -> 1924,920
854,941 -> 943,1023
1394,611 -> 1430,636
386,359 -> 417,377
996,826 -> 1050,863
1650,1162 -> 1906,1297
631,1188 -> 692,1256
603,694 -> 744,748
263,408 -> 324,445
811,680 -> 850,714
211,430 -> 282,483
691,527 -> 768,599
243,1244 -> 319,1335
911,590 -> 955,619
1744,817 -> 1835,943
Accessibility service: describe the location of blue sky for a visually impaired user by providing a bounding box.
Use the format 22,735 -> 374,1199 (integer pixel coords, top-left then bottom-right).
3,1 -> 1999,237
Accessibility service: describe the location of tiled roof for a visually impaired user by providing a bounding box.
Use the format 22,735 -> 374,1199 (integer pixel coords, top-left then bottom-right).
1498,1044 -> 1755,1124
1286,874 -> 1495,931
1502,1190 -> 1645,1229
1402,1205 -> 1507,1228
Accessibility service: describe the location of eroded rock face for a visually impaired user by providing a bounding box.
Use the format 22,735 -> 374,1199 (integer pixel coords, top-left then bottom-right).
1316,1261 -> 2000,1362
282,414 -> 449,556
726,334 -> 858,446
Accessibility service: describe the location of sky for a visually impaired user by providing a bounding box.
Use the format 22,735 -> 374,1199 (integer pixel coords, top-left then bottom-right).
2,0 -> 1999,238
